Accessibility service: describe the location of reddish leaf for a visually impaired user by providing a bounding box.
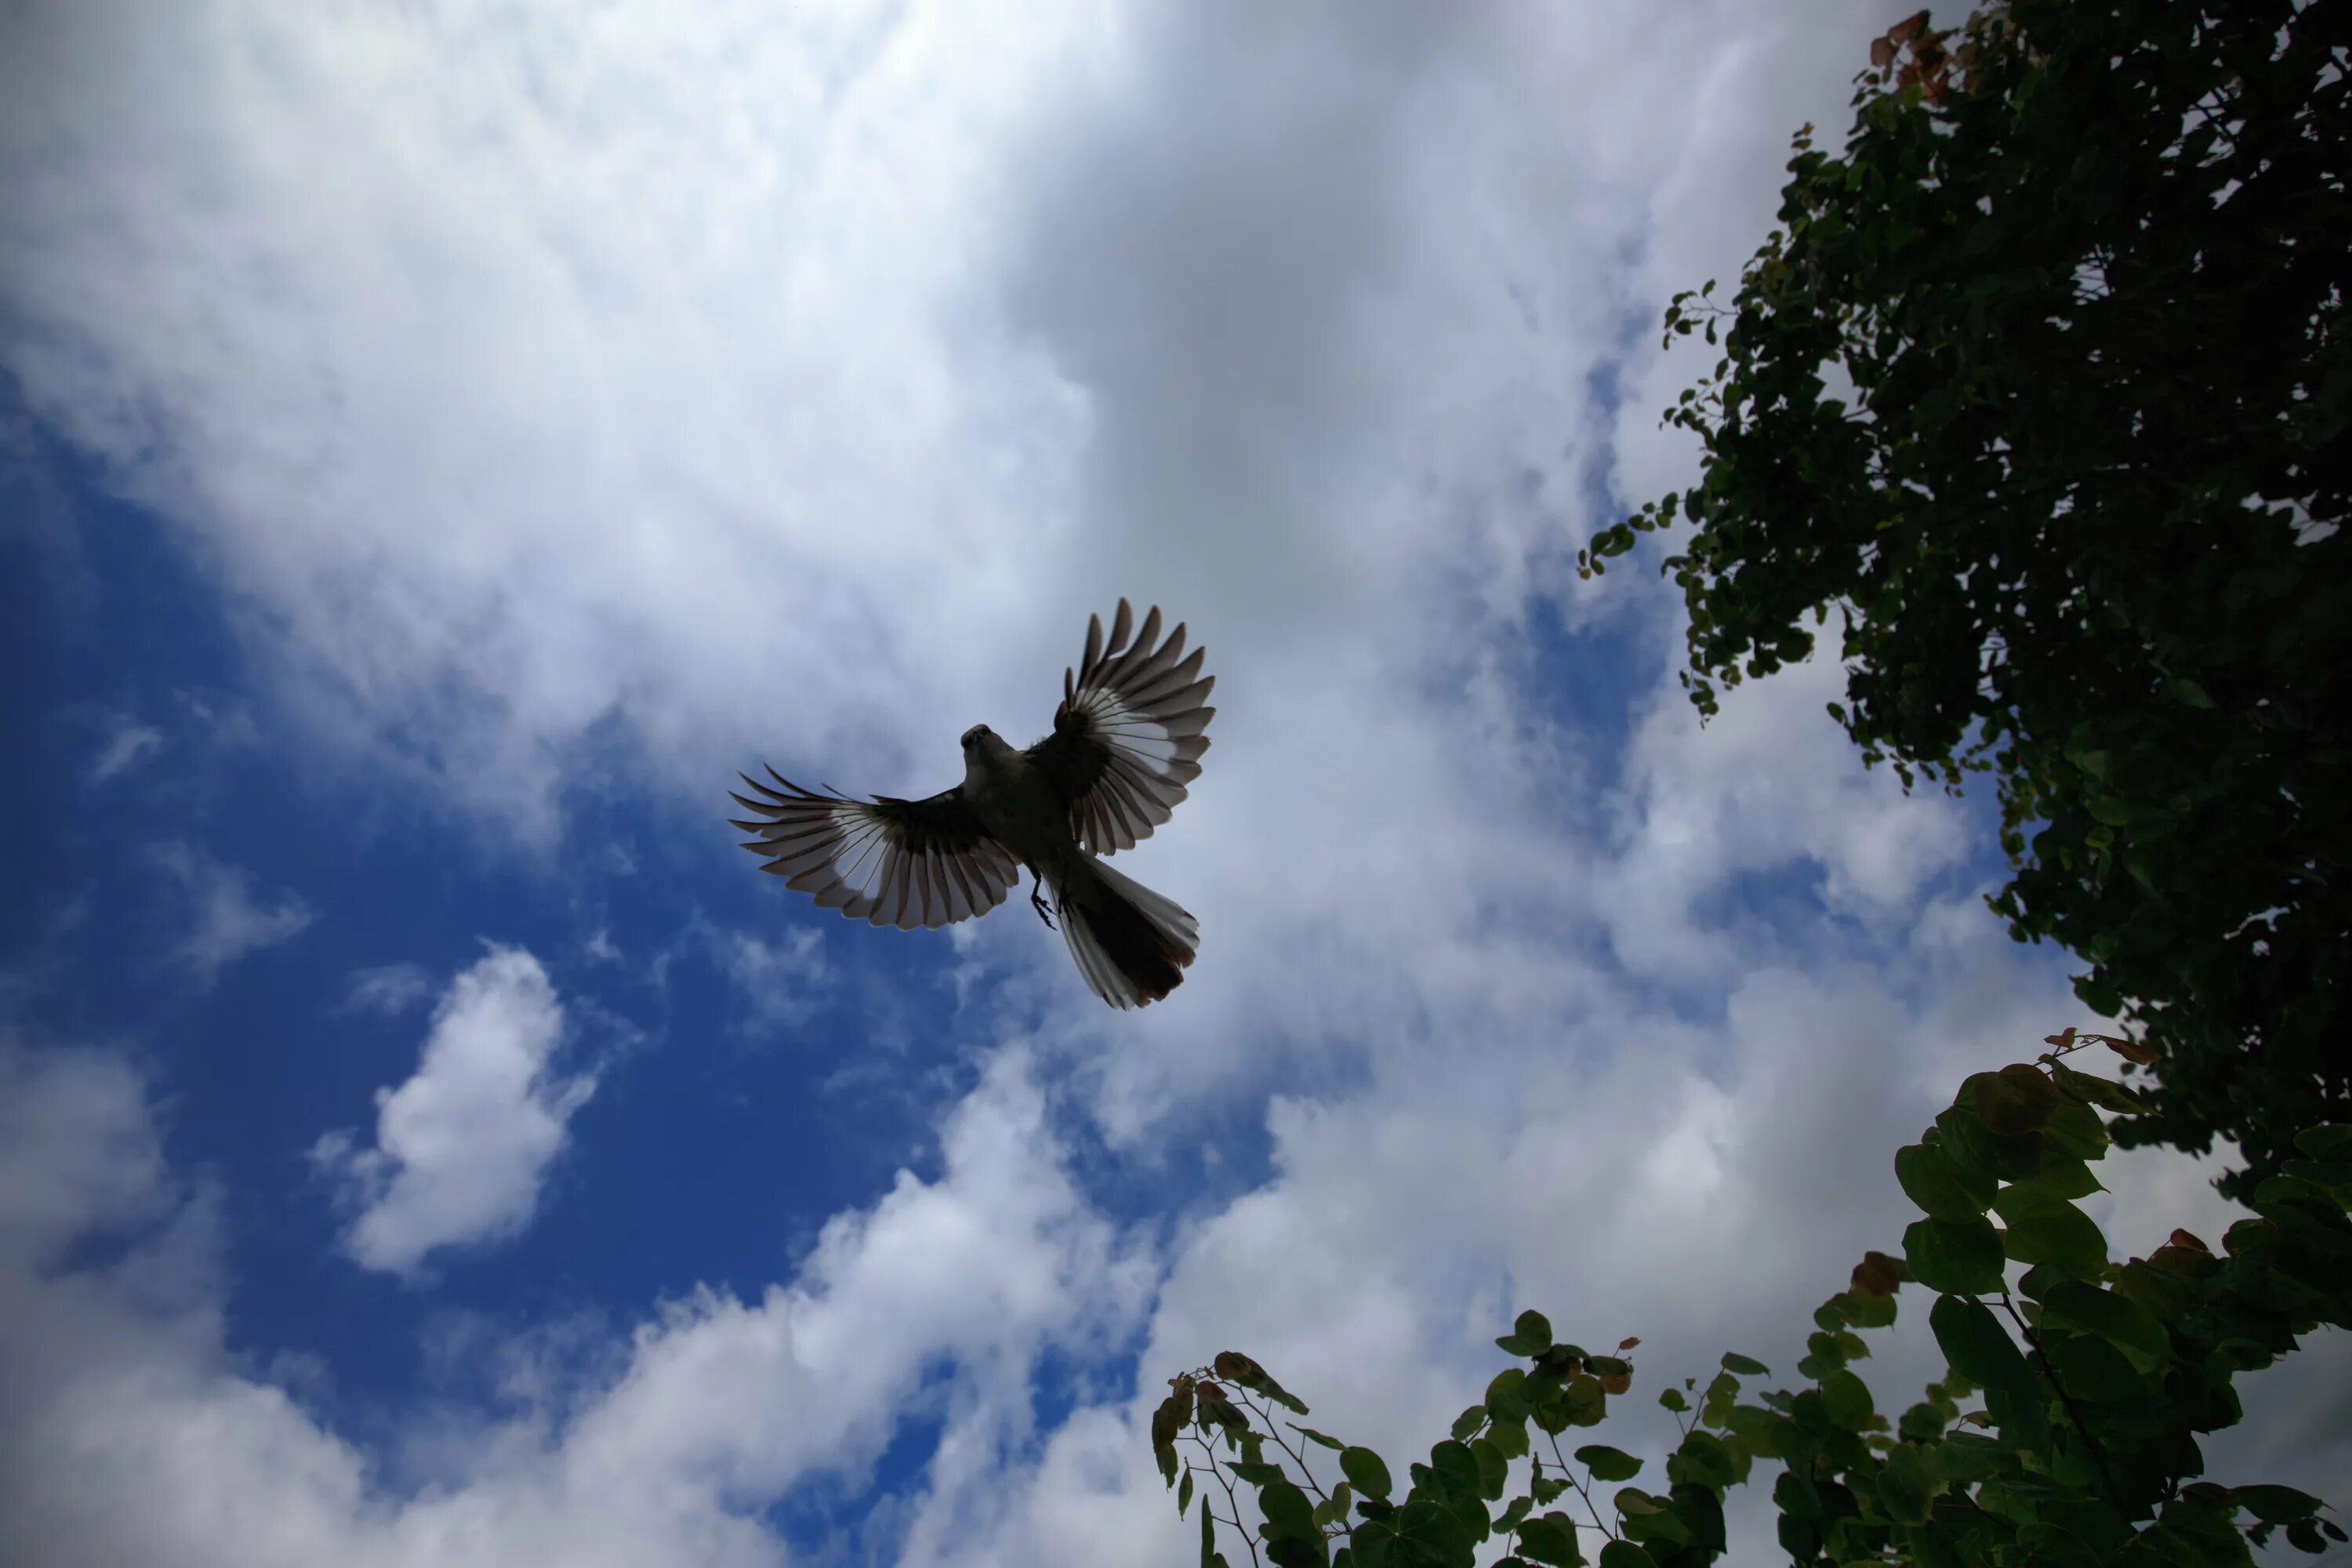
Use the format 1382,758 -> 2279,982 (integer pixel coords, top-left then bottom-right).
1889,9 -> 1929,43
2096,1033 -> 2158,1065
2044,1027 -> 2077,1048
1601,1373 -> 1633,1396
1851,1250 -> 1908,1297
1619,1338 -> 1642,1351
1871,36 -> 1897,68
2169,1229 -> 2210,1253
1197,1381 -> 1226,1402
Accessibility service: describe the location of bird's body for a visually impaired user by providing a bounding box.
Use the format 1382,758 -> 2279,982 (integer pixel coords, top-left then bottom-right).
729,600 -> 1214,1008
958,728 -> 1081,885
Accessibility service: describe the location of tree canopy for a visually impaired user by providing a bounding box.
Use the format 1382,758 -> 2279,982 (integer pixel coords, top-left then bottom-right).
1581,0 -> 2350,1189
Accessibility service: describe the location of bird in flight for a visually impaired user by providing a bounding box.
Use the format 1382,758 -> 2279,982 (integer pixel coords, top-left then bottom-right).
728,600 -> 1214,1008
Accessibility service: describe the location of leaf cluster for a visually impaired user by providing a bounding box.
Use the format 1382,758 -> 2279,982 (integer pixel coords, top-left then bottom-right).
1160,1034 -> 2352,1565
1588,0 -> 2352,1189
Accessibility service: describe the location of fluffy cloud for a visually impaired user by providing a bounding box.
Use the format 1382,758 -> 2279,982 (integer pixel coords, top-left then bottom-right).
147,839 -> 316,988
314,948 -> 594,1273
0,1037 -> 1142,1568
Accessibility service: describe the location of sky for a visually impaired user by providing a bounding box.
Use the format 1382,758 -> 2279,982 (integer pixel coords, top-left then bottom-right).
2,2 -> 2346,1565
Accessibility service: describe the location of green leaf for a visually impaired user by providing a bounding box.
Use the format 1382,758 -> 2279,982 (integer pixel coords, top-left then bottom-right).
1341,1446 -> 1392,1499
1657,1388 -> 1689,1414
1154,1406 -> 1183,1485
1497,1310 -> 1555,1356
1516,1512 -> 1582,1566
2040,1096 -> 2111,1160
2036,1281 -> 2170,1362
2295,1126 -> 2352,1162
1472,1436 -> 1508,1500
1575,1445 -> 1643,1483
1202,1493 -> 1217,1567
1430,1440 -> 1481,1501
1970,1065 -> 2062,1137
1290,1425 -> 1347,1451
2045,1331 -> 2145,1403
1719,1352 -> 1769,1376
1994,1191 -> 2110,1277
2236,1484 -> 2325,1523
2051,1062 -> 2147,1116
1564,1375 -> 1607,1427
1876,1442 -> 1939,1524
1451,1405 -> 1488,1442
1214,1351 -> 1312,1416
1929,1430 -> 2011,1483
1179,1469 -> 1193,1519
1934,1102 -> 2002,1185
1486,1368 -> 1530,1423
1259,1478 -> 1319,1544
1596,1543 -> 1655,1568
1614,1488 -> 1666,1517
1667,1429 -> 1737,1490
1897,1142 -> 1995,1220
1774,1470 -> 1823,1519
1818,1369 -> 1874,1429
1929,1294 -> 2031,1390
1904,1216 -> 2006,1294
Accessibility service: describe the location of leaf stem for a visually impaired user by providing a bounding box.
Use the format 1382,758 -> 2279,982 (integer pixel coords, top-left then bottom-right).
1997,1291 -> 2126,1512
1546,1432 -> 1617,1540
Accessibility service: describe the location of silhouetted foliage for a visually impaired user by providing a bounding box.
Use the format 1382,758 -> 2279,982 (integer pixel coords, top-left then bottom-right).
1583,0 -> 2350,1190
1160,1031 -> 2351,1565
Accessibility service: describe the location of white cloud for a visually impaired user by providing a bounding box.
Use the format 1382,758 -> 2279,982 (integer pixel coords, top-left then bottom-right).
147,840 -> 316,988
84,711 -> 163,783
338,962 -> 436,1018
711,925 -> 830,1029
314,948 -> 595,1273
1,1037 -> 1145,1568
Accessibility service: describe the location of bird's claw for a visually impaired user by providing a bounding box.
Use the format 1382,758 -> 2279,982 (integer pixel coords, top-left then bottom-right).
1030,883 -> 1058,931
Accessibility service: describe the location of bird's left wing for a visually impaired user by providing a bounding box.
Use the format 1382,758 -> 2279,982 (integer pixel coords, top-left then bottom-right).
1025,599 -> 1214,855
729,768 -> 1023,930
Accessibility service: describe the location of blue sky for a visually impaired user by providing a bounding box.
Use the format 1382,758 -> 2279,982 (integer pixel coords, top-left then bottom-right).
3,3 -> 2347,1565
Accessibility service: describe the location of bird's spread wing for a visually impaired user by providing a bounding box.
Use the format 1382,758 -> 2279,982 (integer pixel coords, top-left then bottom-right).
1025,599 -> 1214,855
729,769 -> 1022,929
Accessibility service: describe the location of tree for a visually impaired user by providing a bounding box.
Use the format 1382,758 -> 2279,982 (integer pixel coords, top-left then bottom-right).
1580,0 -> 2350,1189
1159,1030 -> 2352,1566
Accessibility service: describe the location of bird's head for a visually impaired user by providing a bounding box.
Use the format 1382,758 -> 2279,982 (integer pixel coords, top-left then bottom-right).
960,724 -> 996,751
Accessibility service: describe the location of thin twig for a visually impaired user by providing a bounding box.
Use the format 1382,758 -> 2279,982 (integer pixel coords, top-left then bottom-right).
1547,1432 -> 1617,1540
1192,1431 -> 1264,1568
1236,1391 -> 1329,1501
1998,1291 -> 2125,1512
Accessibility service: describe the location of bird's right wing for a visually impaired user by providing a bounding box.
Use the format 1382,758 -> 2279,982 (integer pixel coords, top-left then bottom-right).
1025,600 -> 1215,856
729,769 -> 1023,929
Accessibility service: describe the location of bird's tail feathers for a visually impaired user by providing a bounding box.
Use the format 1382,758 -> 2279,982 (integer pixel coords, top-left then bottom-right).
1058,860 -> 1197,1009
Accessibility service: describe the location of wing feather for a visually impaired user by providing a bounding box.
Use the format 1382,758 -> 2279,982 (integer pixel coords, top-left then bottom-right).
1024,598 -> 1218,855
728,772 -> 1020,931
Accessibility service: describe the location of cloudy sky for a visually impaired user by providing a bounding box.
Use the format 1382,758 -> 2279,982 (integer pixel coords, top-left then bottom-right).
2,2 -> 2344,1563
